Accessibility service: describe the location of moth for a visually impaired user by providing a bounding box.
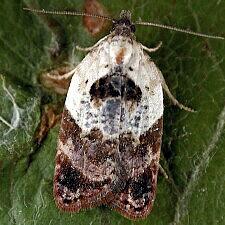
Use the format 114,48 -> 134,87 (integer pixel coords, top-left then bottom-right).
24,7 -> 224,220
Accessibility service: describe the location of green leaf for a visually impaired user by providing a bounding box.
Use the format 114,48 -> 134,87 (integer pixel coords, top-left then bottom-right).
0,0 -> 225,225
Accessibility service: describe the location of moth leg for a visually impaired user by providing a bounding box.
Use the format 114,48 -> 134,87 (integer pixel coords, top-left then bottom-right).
46,67 -> 76,80
76,34 -> 110,52
159,164 -> 168,179
158,70 -> 195,112
76,46 -> 95,52
141,41 -> 162,53
162,81 -> 195,112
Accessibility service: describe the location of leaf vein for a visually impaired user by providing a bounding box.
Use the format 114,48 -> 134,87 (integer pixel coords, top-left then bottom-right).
173,103 -> 225,224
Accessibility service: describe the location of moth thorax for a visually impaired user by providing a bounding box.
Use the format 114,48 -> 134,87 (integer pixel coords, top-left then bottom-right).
112,10 -> 136,36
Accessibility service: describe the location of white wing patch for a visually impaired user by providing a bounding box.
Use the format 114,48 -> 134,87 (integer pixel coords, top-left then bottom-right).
65,36 -> 163,139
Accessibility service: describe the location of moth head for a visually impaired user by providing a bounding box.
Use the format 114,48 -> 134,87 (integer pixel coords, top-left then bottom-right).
112,10 -> 136,36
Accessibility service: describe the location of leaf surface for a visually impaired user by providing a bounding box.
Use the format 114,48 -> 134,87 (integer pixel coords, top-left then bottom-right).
0,0 -> 225,224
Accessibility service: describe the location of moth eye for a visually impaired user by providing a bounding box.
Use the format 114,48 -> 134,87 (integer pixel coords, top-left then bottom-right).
129,67 -> 133,71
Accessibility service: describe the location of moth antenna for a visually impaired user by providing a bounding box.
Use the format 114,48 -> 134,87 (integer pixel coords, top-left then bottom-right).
135,21 -> 224,40
23,7 -> 113,21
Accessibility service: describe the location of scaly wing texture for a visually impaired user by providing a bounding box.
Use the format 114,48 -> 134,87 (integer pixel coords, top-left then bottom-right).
54,44 -> 114,211
54,37 -> 164,219
107,51 -> 164,219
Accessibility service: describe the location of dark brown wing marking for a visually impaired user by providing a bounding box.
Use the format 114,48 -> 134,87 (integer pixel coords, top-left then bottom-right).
54,109 -> 113,212
54,109 -> 163,219
108,117 -> 163,220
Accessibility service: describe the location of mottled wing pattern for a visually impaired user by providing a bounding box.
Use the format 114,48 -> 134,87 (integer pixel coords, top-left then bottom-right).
107,55 -> 164,219
54,109 -> 114,211
53,46 -> 114,212
54,35 -> 164,220
108,117 -> 163,219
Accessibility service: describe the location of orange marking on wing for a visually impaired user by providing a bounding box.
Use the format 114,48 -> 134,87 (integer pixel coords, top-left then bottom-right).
116,48 -> 125,64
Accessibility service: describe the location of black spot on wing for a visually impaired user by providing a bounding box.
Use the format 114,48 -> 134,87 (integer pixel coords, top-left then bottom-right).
130,170 -> 152,200
56,161 -> 111,192
58,165 -> 82,192
90,67 -> 142,104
